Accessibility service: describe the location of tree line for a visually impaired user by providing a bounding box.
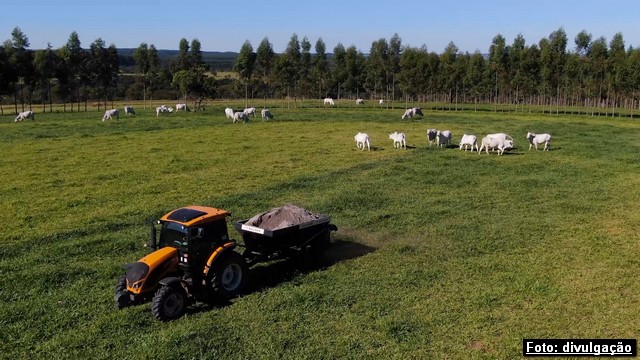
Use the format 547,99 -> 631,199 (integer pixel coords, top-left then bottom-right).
2,26 -> 640,115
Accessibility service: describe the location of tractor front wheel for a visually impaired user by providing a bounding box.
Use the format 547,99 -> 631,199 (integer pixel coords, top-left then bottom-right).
151,285 -> 188,321
114,276 -> 130,309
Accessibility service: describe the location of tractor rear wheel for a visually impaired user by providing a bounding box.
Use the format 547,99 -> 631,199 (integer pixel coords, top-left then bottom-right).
211,252 -> 248,299
151,285 -> 188,321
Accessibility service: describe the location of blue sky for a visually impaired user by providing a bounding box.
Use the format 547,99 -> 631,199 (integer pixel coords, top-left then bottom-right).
2,0 -> 639,54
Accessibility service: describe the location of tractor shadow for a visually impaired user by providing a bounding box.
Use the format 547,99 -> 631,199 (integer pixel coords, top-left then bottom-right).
246,237 -> 377,293
190,235 -> 376,312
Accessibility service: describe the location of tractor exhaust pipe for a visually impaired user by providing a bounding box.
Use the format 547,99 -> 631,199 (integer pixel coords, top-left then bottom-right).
149,221 -> 158,249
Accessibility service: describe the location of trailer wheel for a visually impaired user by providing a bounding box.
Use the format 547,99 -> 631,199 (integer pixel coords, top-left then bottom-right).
211,252 -> 248,299
151,285 -> 187,321
114,276 -> 130,309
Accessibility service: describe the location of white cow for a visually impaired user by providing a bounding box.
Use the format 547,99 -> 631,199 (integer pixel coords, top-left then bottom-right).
167,107 -> 174,113
233,111 -> 248,123
15,110 -> 35,122
354,132 -> 370,151
436,130 -> 452,148
324,97 -> 335,106
526,132 -> 552,151
459,134 -> 478,151
243,107 -> 257,117
426,129 -> 438,146
123,106 -> 135,115
389,131 -> 406,149
485,133 -> 514,152
379,99 -> 384,106
261,108 -> 273,120
176,103 -> 189,112
102,109 -> 119,121
356,99 -> 364,105
401,107 -> 424,119
156,105 -> 169,117
478,136 -> 513,155
224,107 -> 234,120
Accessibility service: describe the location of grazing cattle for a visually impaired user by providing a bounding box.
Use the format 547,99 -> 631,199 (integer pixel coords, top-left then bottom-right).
176,103 -> 190,112
478,136 -> 513,155
426,129 -> 438,146
167,107 -> 174,113
224,107 -> 234,120
354,132 -> 370,151
389,131 -> 407,149
156,105 -> 170,117
526,132 -> 552,151
379,99 -> 384,106
15,110 -> 35,122
261,108 -> 273,120
324,97 -> 335,106
233,111 -> 248,123
436,130 -> 452,148
102,109 -> 119,121
123,106 -> 135,115
243,107 -> 257,117
459,134 -> 478,151
356,98 -> 364,105
401,107 -> 424,119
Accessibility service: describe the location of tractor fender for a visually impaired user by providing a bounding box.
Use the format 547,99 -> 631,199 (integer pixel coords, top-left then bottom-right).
158,276 -> 183,288
202,242 -> 237,277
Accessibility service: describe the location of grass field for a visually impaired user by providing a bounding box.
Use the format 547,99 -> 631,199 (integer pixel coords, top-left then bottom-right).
1,102 -> 639,358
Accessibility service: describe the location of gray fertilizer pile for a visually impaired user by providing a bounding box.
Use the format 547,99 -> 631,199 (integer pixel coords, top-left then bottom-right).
245,204 -> 323,230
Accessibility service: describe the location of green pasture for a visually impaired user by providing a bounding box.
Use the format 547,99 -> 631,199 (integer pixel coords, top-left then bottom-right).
0,104 -> 639,358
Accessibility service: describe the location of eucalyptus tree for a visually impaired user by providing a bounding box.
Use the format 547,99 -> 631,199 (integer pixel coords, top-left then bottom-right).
172,39 -> 215,111
365,38 -> 389,100
255,37 -> 275,99
33,43 -> 57,112
0,44 -> 9,114
310,38 -> 329,98
147,44 -> 161,102
299,36 -> 312,100
388,33 -> 402,104
4,27 -> 31,113
607,33 -> 627,115
465,51 -> 488,109
233,40 -> 256,105
488,34 -> 509,104
586,37 -> 608,112
398,46 -> 428,102
574,30 -> 592,102
439,42 -> 460,104
274,34 -> 301,105
548,27 -> 568,110
57,31 -> 85,111
626,48 -> 640,116
509,34 -> 527,107
424,51 -> 441,100
133,43 -> 151,107
331,43 -> 347,99
172,38 -> 191,73
88,38 -> 108,105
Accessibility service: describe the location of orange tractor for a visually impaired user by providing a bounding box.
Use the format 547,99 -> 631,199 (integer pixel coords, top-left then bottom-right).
115,205 -> 336,321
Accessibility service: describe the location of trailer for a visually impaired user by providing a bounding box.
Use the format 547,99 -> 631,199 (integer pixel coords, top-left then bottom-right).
234,215 -> 337,266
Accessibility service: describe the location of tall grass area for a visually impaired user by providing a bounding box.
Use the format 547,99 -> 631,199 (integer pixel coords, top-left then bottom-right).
1,104 -> 639,358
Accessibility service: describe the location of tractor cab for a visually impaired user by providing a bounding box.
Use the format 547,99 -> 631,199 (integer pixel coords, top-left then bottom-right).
155,206 -> 232,277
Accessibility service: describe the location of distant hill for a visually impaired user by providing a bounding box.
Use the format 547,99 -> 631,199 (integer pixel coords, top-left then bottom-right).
117,49 -> 239,72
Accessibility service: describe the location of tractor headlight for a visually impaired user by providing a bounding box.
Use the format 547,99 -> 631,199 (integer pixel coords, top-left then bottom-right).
132,281 -> 143,290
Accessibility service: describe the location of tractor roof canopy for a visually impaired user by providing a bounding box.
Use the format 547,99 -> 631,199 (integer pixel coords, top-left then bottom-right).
161,206 -> 230,227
